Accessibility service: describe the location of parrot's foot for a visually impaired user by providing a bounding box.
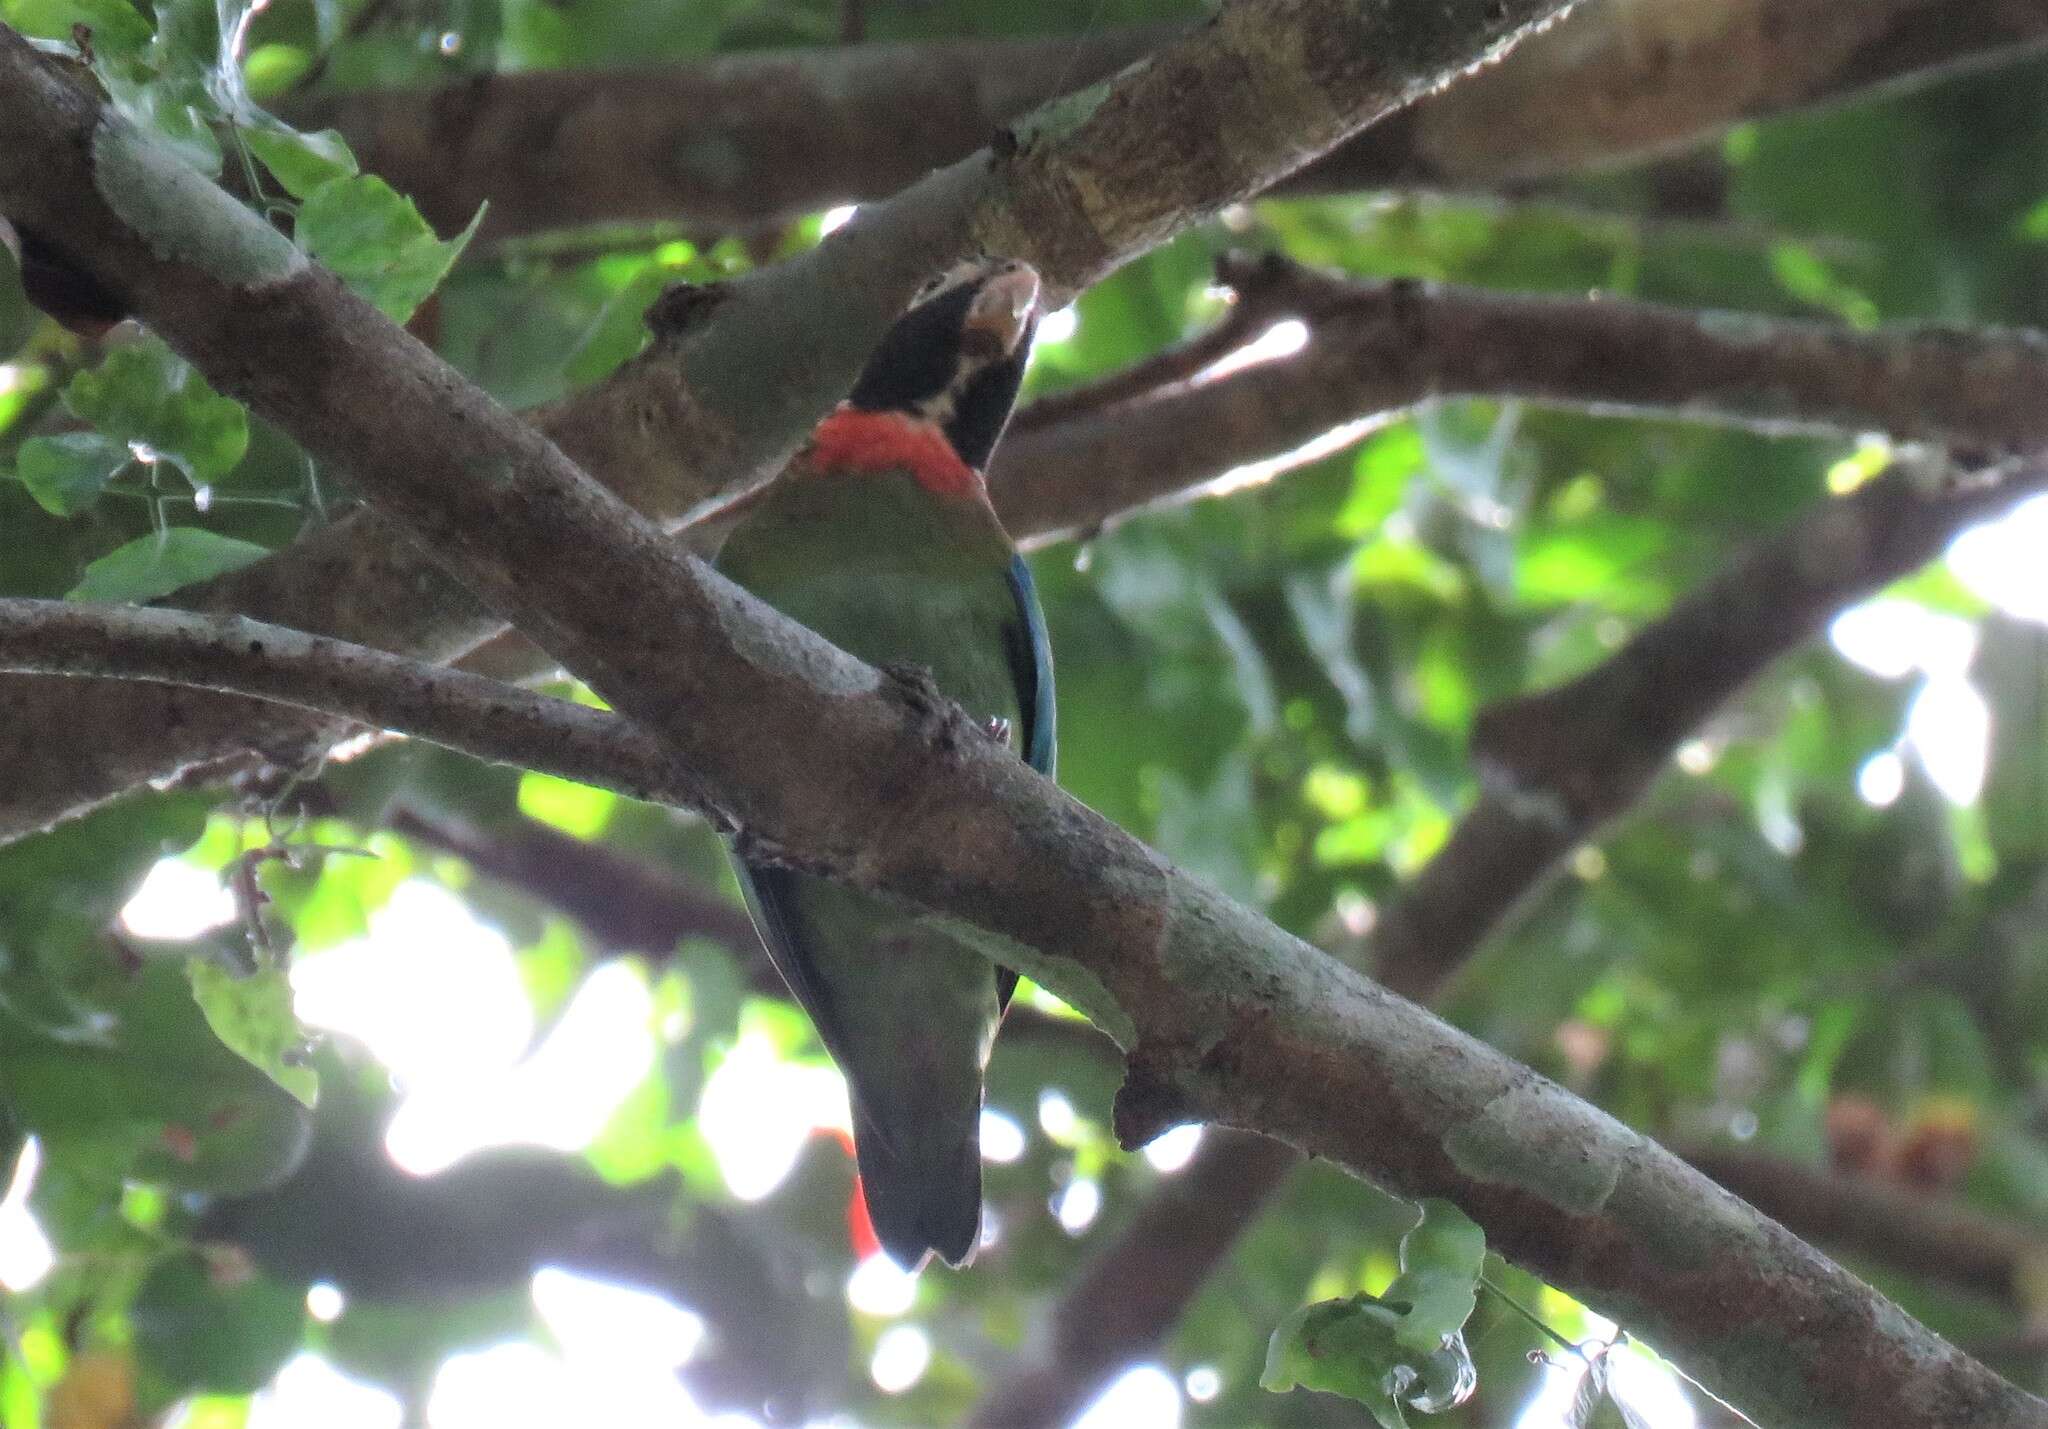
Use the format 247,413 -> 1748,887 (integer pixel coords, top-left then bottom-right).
982,716 -> 1012,746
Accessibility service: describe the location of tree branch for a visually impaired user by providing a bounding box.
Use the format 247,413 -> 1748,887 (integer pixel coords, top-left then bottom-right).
1377,458 -> 2042,994
11,555 -> 2040,1417
1683,1148 -> 2048,1310
285,26 -> 1176,241
0,0 -> 1580,842
385,805 -> 762,959
968,454 -> 2048,1426
289,0 -> 2048,239
4,23 -> 2044,1418
0,599 -> 706,807
992,253 -> 2048,542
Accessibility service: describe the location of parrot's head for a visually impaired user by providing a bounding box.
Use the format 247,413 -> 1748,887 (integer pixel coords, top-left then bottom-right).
841,260 -> 1042,474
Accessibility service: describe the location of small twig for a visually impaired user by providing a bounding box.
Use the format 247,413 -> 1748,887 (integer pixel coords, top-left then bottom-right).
1480,1273 -> 1586,1358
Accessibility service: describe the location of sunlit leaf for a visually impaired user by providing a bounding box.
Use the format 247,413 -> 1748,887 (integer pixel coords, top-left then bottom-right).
517,770 -> 617,839
1381,1199 -> 1486,1354
297,174 -> 485,323
188,961 -> 321,1108
242,41 -> 311,97
241,120 -> 360,199
2,0 -> 152,56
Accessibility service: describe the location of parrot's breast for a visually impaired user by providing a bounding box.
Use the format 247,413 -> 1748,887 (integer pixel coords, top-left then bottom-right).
807,409 -> 981,498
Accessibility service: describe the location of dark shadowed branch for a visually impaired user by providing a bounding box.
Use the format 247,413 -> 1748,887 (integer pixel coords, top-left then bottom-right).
387,805 -> 763,960
992,253 -> 2048,543
290,0 -> 2048,240
1684,1148 -> 2048,1310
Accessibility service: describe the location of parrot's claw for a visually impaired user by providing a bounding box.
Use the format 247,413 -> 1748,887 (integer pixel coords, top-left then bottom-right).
982,716 -> 1012,746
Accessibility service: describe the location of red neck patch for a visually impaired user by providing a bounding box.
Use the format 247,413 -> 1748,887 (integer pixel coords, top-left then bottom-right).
805,407 -> 981,498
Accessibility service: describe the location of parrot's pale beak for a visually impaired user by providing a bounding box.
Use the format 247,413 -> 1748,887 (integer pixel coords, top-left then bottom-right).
963,264 -> 1042,359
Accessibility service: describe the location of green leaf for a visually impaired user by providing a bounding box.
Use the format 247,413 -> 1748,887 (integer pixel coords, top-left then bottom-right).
68,528 -> 271,603
240,120 -> 359,200
17,431 -> 131,516
2,959 -> 312,1195
1263,1296 -> 1410,1419
297,174 -> 484,323
1261,1201 -> 1483,1424
1,0 -> 153,56
187,961 -> 320,1108
242,42 -> 311,98
517,769 -> 616,839
1515,515 -> 1668,610
1382,1198 -> 1486,1353
63,338 -> 249,484
130,1250 -> 308,1393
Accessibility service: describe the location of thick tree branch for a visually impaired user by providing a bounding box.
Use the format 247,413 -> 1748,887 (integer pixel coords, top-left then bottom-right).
993,253 -> 2048,542
0,0 -> 1580,842
291,0 -> 2048,239
1684,1149 -> 2048,1310
4,25 -> 2043,1419
17,241 -> 2048,834
285,26 -> 1176,241
14,539 -> 2042,1417
970,455 -> 2048,1426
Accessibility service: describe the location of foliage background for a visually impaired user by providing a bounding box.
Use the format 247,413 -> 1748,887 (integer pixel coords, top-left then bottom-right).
3,0 -> 2048,1425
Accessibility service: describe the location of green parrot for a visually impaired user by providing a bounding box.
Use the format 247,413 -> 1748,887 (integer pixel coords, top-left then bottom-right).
714,261 -> 1055,1270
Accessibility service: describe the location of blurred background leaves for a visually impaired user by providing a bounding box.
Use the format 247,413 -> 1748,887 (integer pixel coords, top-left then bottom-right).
4,0 -> 2048,1425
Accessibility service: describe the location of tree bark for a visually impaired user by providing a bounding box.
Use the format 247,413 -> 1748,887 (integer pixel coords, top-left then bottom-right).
2,20 -> 2043,1422
290,0 -> 2048,240
0,0 -> 1583,841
